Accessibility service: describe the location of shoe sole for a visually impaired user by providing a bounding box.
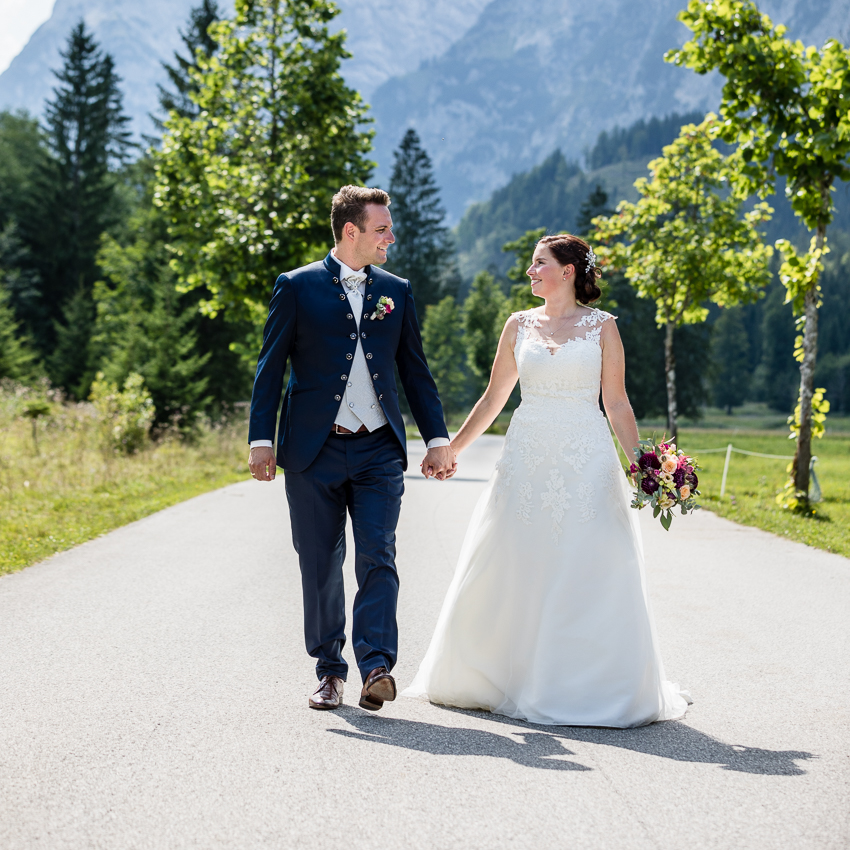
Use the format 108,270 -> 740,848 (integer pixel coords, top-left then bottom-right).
368,677 -> 397,703
358,694 -> 383,711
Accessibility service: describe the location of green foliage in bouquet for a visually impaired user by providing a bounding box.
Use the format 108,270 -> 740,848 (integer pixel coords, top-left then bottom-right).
630,439 -> 701,531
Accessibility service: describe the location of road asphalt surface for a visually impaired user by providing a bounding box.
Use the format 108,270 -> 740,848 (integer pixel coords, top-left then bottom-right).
1,435 -> 848,849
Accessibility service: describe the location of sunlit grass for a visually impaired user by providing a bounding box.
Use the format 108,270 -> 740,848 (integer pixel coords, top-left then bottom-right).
0,389 -> 249,576
625,428 -> 850,558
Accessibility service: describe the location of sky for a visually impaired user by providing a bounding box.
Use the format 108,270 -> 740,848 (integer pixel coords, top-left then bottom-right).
0,0 -> 56,75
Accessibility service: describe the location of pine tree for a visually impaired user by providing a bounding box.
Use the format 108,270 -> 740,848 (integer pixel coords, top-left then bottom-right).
0,221 -> 43,339
0,286 -> 38,381
48,286 -> 95,397
421,295 -> 469,414
23,21 -> 131,385
386,129 -> 459,315
711,307 -> 751,413
94,204 -> 213,434
463,271 -> 507,396
153,0 -> 220,129
575,185 -> 612,237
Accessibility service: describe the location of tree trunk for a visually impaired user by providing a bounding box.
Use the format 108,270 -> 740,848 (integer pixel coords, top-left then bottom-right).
792,225 -> 824,499
664,320 -> 678,445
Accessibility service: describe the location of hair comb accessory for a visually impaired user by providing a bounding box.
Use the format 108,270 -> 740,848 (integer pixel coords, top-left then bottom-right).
585,247 -> 597,274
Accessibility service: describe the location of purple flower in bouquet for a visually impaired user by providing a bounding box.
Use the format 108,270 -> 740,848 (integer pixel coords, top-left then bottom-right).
638,452 -> 661,471
641,474 -> 660,495
673,467 -> 687,488
687,471 -> 699,490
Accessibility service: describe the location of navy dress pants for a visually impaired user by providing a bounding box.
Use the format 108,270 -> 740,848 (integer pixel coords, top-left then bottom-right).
284,427 -> 405,683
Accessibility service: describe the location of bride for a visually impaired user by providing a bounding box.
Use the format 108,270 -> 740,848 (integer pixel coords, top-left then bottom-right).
405,233 -> 690,728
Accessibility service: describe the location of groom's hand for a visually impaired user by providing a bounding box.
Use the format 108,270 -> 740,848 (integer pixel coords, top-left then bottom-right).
249,446 -> 277,481
420,446 -> 457,481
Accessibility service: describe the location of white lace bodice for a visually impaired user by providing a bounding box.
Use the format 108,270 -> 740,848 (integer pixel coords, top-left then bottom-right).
513,308 -> 614,407
492,307 -> 620,541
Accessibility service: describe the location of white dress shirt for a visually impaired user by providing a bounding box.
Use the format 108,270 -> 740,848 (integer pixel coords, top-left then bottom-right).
250,249 -> 450,451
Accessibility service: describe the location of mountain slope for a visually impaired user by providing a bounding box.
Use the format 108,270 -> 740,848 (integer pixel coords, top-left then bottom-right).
370,0 -> 850,218
0,0 -> 490,138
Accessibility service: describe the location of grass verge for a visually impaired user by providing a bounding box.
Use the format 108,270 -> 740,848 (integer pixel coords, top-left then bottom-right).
1,399 -> 248,577
632,428 -> 850,558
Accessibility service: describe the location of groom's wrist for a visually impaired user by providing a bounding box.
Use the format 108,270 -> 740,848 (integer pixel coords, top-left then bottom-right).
250,440 -> 274,448
426,437 -> 451,450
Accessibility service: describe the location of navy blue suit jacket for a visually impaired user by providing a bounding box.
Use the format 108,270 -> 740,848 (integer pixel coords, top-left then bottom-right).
248,253 -> 449,472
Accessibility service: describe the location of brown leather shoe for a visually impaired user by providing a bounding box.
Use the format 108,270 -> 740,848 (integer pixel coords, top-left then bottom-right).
359,667 -> 396,711
309,675 -> 344,710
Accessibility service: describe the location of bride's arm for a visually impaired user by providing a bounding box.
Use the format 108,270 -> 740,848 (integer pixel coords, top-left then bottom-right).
600,318 -> 640,460
450,316 -> 520,455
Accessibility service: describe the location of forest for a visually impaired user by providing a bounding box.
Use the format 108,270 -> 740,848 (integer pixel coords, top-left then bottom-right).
2,0 -> 850,440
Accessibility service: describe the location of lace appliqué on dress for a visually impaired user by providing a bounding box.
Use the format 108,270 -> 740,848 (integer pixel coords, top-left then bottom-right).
517,482 -> 533,525
578,482 -> 596,523
575,309 -> 615,346
541,469 -> 570,541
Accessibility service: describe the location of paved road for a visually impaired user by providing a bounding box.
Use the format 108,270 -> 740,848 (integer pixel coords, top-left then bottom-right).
1,436 -> 848,849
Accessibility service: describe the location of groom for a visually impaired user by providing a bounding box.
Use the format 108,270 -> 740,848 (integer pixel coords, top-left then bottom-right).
248,185 -> 455,712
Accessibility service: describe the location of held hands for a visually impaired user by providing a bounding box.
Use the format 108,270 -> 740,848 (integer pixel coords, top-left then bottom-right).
420,445 -> 457,481
249,446 -> 277,481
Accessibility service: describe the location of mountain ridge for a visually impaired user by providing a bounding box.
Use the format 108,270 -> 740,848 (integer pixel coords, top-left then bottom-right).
0,0 -> 491,138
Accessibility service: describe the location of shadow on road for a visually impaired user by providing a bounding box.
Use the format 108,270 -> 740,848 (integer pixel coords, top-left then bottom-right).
330,706 -> 815,776
328,708 -> 590,771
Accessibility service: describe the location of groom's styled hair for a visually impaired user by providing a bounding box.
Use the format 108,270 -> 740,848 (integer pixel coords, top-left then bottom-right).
331,185 -> 391,244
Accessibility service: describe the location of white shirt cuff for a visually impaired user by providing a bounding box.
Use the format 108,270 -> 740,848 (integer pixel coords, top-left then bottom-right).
426,437 -> 451,449
250,440 -> 274,448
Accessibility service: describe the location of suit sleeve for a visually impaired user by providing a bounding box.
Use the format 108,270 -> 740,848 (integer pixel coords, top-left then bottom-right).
248,274 -> 296,443
394,282 -> 450,444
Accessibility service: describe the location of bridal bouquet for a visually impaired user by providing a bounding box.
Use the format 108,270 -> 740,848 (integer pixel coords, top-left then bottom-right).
629,440 -> 700,530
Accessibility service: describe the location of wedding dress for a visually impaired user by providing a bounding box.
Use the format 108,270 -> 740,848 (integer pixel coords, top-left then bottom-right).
405,308 -> 691,727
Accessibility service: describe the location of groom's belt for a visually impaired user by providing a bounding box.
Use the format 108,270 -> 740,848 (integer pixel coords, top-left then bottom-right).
330,423 -> 389,436
331,423 -> 368,435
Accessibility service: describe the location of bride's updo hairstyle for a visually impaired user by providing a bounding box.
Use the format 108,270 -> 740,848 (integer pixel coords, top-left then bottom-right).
538,234 -> 602,305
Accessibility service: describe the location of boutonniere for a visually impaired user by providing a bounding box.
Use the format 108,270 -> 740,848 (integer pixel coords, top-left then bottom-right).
369,296 -> 395,321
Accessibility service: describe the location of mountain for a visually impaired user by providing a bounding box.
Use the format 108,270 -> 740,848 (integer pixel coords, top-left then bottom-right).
3,0 -> 849,218
369,0 -> 850,218
0,0 -> 491,138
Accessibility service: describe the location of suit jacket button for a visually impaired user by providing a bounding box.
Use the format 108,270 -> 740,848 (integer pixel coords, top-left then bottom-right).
365,353 -> 373,360
333,277 -> 339,283
372,373 -> 378,380
339,293 -> 346,300
367,294 -> 372,300
368,278 -> 373,284
378,394 -> 383,400
364,313 -> 369,319
347,313 -> 353,319
361,332 -> 366,338
346,353 -> 353,360
334,394 -> 341,401
350,333 -> 357,339
341,375 -> 347,381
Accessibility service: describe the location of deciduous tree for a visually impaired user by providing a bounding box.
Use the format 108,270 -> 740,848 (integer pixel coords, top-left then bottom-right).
154,0 -> 373,319
667,0 -> 850,505
593,116 -> 772,443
